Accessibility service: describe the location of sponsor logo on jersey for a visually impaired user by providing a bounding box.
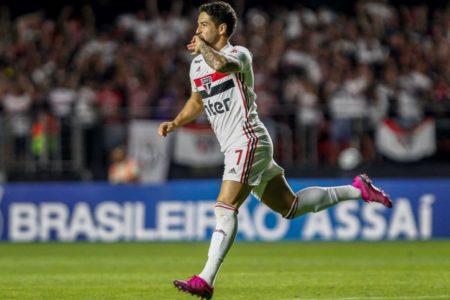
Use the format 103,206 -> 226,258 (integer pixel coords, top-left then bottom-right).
204,98 -> 231,117
194,59 -> 202,64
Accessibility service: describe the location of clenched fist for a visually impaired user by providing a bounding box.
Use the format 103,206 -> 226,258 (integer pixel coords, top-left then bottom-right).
158,121 -> 179,137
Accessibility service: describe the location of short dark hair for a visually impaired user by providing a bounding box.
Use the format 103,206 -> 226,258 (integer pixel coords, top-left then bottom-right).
199,1 -> 237,37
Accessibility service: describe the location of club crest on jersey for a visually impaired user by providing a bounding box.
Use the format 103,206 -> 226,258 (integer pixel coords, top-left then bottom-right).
201,76 -> 212,94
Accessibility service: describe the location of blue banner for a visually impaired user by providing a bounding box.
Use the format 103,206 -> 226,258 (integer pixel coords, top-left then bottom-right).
0,179 -> 448,241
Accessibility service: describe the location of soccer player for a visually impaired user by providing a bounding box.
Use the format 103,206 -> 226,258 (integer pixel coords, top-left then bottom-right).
158,2 -> 393,299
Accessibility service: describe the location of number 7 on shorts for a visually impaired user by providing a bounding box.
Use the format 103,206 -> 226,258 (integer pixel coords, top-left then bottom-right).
235,149 -> 243,165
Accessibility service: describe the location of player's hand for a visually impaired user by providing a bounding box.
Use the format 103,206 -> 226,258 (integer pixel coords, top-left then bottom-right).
187,35 -> 206,56
158,121 -> 178,137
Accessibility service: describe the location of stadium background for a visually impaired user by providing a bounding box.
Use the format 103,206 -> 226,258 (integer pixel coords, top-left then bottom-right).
1,1 -> 449,299
0,0 -> 449,237
0,0 -> 449,182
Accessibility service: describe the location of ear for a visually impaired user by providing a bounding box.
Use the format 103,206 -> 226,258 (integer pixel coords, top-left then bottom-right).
218,23 -> 227,36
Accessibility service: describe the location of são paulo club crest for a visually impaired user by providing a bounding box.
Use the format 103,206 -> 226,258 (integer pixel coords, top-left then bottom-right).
201,76 -> 212,95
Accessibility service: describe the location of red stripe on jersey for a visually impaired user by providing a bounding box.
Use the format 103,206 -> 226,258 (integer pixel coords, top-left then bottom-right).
193,72 -> 230,88
240,122 -> 259,184
238,72 -> 259,183
235,73 -> 248,119
243,122 -> 259,183
240,126 -> 252,183
242,125 -> 254,183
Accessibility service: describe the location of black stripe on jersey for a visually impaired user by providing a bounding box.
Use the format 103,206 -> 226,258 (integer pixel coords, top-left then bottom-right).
243,122 -> 259,183
199,79 -> 235,99
237,74 -> 246,102
242,74 -> 250,109
241,124 -> 254,183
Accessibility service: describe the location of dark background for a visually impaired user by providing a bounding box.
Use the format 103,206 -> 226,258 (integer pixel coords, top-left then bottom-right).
3,0 -> 448,23
2,0 -> 449,180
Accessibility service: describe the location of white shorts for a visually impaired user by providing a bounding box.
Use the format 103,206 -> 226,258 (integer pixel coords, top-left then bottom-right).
222,144 -> 284,201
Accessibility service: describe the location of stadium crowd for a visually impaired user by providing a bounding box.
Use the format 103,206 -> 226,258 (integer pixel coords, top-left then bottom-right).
0,0 -> 449,179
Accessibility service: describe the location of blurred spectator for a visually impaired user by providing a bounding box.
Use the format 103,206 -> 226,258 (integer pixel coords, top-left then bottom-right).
284,75 -> 323,163
108,146 -> 140,184
48,75 -> 77,161
0,0 -> 448,179
2,80 -> 33,159
97,80 -> 126,162
327,63 -> 371,164
75,79 -> 100,177
31,108 -> 58,164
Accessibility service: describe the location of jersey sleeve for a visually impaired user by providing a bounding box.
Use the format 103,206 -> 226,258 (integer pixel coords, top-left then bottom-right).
227,46 -> 252,73
189,60 -> 200,93
190,77 -> 198,93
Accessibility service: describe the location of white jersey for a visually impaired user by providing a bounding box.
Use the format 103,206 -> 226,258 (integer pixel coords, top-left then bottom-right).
190,43 -> 271,153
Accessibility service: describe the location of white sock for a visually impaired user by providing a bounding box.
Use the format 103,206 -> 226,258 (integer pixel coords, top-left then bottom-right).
284,185 -> 362,219
199,202 -> 237,286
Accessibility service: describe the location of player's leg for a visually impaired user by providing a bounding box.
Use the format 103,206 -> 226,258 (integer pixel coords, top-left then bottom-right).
261,174 -> 362,218
261,173 -> 392,219
198,180 -> 252,285
259,174 -> 296,216
174,180 -> 252,299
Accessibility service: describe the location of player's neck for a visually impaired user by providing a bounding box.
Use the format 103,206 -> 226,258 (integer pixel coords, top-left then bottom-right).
212,37 -> 229,52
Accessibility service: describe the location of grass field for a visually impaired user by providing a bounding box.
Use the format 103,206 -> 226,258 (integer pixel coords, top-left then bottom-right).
0,241 -> 449,300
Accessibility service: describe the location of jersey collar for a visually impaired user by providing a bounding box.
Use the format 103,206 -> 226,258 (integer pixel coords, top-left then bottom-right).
220,42 -> 232,52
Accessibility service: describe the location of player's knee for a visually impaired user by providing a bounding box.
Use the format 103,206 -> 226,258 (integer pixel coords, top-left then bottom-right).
275,205 -> 290,219
262,198 -> 296,219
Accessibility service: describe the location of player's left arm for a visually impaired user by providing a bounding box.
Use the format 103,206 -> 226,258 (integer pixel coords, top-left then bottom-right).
191,37 -> 250,74
199,45 -> 243,73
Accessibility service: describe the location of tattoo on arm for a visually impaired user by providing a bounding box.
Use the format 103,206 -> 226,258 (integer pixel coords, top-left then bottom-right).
199,43 -> 241,73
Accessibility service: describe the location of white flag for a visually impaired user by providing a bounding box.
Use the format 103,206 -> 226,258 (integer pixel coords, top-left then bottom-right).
128,120 -> 172,183
173,125 -> 224,167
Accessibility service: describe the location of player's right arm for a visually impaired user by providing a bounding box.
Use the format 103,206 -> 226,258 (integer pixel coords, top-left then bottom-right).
158,92 -> 204,137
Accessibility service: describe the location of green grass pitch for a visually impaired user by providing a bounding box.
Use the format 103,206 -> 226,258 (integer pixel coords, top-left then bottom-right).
0,241 -> 449,300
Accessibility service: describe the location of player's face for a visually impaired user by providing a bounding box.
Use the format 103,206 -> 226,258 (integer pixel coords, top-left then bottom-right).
196,12 -> 221,45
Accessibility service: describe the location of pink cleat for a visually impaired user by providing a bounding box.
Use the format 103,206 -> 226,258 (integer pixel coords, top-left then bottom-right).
352,174 -> 393,208
173,275 -> 214,299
